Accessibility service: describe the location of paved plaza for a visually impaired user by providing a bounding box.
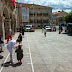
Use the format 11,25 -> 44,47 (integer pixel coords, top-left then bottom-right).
0,29 -> 72,72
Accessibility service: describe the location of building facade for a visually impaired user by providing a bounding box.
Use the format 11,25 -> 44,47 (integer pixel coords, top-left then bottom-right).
16,3 -> 52,28
0,0 -> 17,40
52,11 -> 68,25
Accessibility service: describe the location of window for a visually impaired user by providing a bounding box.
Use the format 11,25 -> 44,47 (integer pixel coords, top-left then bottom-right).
38,24 -> 41,27
38,11 -> 41,14
31,17 -> 34,20
44,10 -> 47,13
43,17 -> 47,20
38,17 -> 41,20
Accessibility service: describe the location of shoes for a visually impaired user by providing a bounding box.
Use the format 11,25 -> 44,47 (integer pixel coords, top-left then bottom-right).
10,60 -> 14,64
0,50 -> 4,53
0,55 -> 3,59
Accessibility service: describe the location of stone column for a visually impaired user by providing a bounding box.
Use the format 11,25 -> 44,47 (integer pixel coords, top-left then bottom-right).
0,16 -> 5,45
14,20 -> 16,33
4,18 -> 11,39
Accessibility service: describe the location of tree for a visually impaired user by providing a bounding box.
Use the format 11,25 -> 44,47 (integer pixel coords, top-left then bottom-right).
64,11 -> 72,23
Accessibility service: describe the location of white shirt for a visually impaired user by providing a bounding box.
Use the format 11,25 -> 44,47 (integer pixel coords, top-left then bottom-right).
7,40 -> 16,54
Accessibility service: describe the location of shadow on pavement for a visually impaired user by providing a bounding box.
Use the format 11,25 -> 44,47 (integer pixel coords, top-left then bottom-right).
0,55 -> 3,59
1,61 -> 22,67
62,33 -> 67,34
67,34 -> 72,36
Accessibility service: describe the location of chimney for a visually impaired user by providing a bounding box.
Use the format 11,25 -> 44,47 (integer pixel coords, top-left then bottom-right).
58,11 -> 60,12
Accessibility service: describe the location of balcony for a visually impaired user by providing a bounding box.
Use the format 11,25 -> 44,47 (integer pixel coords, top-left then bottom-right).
30,19 -> 35,23
43,20 -> 48,23
37,20 -> 42,23
43,13 -> 48,16
37,13 -> 42,16
30,13 -> 35,15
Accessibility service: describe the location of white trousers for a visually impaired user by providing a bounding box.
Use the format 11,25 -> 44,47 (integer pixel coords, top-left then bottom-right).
0,43 -> 3,48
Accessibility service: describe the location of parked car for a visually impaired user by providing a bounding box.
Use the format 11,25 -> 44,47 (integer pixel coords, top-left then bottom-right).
25,25 -> 35,32
45,26 -> 52,31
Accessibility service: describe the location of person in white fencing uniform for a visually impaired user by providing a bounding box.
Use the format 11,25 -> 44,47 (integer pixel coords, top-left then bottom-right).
7,39 -> 19,63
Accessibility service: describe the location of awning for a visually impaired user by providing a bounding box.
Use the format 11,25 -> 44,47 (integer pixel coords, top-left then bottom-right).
59,23 -> 64,26
67,23 -> 72,25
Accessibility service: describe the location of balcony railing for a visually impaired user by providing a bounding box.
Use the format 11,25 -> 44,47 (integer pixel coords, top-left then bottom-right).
37,13 -> 42,16
43,20 -> 48,22
43,13 -> 48,16
30,20 -> 35,23
37,20 -> 42,23
30,13 -> 35,15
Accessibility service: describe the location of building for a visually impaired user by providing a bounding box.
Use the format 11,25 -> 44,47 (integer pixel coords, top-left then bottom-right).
16,3 -> 52,29
52,10 -> 68,25
0,0 -> 17,40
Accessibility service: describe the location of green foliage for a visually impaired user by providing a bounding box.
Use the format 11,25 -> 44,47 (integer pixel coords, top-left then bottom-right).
64,11 -> 72,23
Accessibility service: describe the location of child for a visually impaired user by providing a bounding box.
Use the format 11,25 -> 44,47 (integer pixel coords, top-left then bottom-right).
0,35 -> 4,52
18,33 -> 22,44
15,45 -> 23,63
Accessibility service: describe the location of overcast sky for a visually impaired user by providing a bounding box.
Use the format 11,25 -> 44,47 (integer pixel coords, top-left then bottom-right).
16,0 -> 72,13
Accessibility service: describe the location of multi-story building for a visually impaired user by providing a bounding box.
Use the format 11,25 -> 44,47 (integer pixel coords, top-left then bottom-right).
16,3 -> 52,28
0,0 -> 17,40
52,10 -> 68,25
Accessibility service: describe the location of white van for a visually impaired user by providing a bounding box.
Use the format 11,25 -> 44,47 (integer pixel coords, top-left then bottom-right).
25,25 -> 35,32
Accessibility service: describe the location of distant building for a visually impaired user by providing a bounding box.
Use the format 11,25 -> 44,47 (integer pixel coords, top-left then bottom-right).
52,10 -> 68,25
16,3 -> 52,28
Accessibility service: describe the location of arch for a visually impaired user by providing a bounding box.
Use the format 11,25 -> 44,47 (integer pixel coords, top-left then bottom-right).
3,7 -> 9,18
3,7 -> 10,39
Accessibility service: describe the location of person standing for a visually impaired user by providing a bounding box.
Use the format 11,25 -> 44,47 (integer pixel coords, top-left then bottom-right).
7,27 -> 13,43
44,29 -> 47,37
22,27 -> 25,38
65,26 -> 67,32
59,26 -> 61,34
15,45 -> 23,63
7,39 -> 18,64
18,33 -> 22,44
42,27 -> 44,33
0,35 -> 4,52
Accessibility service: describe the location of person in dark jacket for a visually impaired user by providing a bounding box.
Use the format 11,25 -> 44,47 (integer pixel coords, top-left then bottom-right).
0,35 -> 4,52
15,45 -> 23,63
22,27 -> 25,38
0,55 -> 3,59
18,33 -> 22,44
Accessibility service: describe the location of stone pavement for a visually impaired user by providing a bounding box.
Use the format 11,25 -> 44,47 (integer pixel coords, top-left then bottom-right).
0,29 -> 72,72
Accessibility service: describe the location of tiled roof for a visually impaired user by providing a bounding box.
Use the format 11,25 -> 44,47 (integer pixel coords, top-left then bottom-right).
16,3 -> 52,8
52,11 -> 64,15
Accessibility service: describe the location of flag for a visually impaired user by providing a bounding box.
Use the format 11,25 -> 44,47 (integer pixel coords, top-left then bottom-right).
15,0 -> 18,1
30,5 -> 33,8
26,4 -> 28,9
11,0 -> 15,6
33,3 -> 34,6
30,3 -> 34,8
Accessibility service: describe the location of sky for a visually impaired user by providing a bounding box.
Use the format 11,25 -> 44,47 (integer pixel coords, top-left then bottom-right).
16,0 -> 72,13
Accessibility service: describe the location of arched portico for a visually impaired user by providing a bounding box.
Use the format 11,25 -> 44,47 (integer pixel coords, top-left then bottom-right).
3,7 -> 10,39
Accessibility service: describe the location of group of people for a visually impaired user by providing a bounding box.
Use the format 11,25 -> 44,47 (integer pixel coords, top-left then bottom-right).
0,26 -> 24,64
59,25 -> 67,34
